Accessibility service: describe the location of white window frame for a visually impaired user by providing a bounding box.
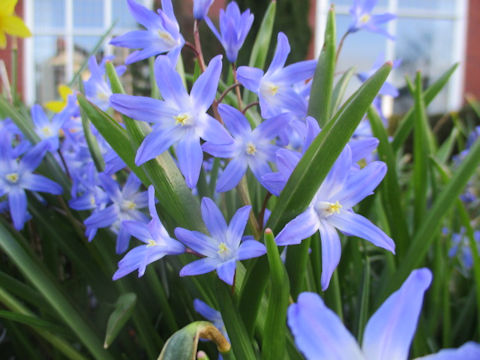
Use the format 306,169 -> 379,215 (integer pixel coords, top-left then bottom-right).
23,0 -> 152,105
315,0 -> 469,113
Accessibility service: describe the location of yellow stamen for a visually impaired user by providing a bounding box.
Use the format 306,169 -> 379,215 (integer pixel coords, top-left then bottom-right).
174,113 -> 190,126
41,127 -> 53,137
360,14 -> 371,24
269,84 -> 279,96
97,91 -> 109,101
5,172 -> 19,184
326,201 -> 342,215
217,242 -> 228,255
147,239 -> 156,247
122,200 -> 136,210
157,31 -> 176,47
245,142 -> 257,155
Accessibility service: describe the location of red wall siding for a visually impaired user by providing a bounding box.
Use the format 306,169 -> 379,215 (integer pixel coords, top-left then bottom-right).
0,0 -> 25,101
464,0 -> 480,99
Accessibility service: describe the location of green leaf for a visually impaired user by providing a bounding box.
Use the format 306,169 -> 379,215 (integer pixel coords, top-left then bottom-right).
104,293 -> 137,349
367,105 -> 409,257
307,7 -> 336,127
0,222 -> 113,360
379,134 -> 480,301
0,310 -> 67,335
261,229 -> 290,360
412,72 -> 429,231
392,64 -> 458,152
158,321 -> 231,360
329,66 -> 356,116
218,283 -> 257,360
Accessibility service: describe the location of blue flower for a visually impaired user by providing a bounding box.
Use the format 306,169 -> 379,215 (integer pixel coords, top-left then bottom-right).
202,104 -> 285,192
348,0 -> 396,39
237,32 -> 317,118
275,144 -> 394,290
84,172 -> 148,254
205,1 -> 253,63
175,197 -> 266,285
84,56 -> 126,111
109,0 -> 184,64
31,104 -> 68,152
288,268 -> 480,360
194,0 -> 214,20
113,185 -> 185,280
448,227 -> 480,271
110,55 -> 232,188
0,131 -> 62,230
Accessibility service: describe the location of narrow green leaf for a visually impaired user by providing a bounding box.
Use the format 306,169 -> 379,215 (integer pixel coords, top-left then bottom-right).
261,229 -> 290,360
217,283 -> 257,360
0,310 -> 67,335
412,72 -> 429,231
307,7 -> 336,127
392,64 -> 458,151
329,66 -> 356,116
0,222 -> 113,360
355,258 -> 370,342
285,237 -> 310,298
367,106 -> 409,257
436,127 -> 459,164
104,293 -> 137,349
380,136 -> 480,301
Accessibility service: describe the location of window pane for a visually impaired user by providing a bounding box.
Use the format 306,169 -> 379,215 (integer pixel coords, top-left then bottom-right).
34,36 -> 66,104
398,0 -> 455,12
34,0 -> 65,30
393,18 -> 455,114
74,0 -> 104,28
112,0 -> 138,29
331,0 -> 389,9
73,36 -> 105,77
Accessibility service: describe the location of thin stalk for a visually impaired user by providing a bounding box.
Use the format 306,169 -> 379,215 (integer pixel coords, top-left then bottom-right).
232,64 -> 244,109
237,176 -> 260,239
193,20 -> 206,72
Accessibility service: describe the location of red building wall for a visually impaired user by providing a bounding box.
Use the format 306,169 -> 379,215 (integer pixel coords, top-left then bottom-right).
465,0 -> 480,100
0,0 -> 25,101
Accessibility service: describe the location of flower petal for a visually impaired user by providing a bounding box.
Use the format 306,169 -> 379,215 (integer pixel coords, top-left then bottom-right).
191,55 -> 222,111
267,32 -> 290,75
318,220 -> 342,291
237,240 -> 266,260
110,94 -> 174,124
288,292 -> 365,360
329,210 -> 395,253
135,126 -> 181,165
176,135 -> 203,188
216,159 -> 248,193
362,268 -> 433,360
201,197 -> 228,241
154,55 -> 189,105
22,174 -> 62,195
227,205 -> 251,247
236,66 -> 264,93
415,342 -> 480,360
216,259 -> 237,285
218,104 -> 251,137
8,188 -> 27,230
180,257 -> 218,277
275,207 -> 319,246
174,227 -> 217,257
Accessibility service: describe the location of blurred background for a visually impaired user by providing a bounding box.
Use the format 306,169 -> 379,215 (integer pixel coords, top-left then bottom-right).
0,0 -> 476,118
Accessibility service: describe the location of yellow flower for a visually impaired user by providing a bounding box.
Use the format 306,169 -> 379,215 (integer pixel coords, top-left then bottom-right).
0,0 -> 32,49
45,85 -> 73,113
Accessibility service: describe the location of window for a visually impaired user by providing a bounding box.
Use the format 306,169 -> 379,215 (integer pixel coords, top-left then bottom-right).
24,0 -> 152,104
315,0 -> 468,115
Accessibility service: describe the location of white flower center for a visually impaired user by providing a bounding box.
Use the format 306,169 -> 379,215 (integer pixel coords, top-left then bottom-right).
315,201 -> 342,218
157,31 -> 176,47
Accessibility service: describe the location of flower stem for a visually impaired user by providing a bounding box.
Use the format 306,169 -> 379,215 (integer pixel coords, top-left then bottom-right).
194,20 -> 206,72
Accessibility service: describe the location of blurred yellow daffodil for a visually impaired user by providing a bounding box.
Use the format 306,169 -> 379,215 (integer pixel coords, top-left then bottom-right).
45,85 -> 73,113
0,0 -> 32,49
